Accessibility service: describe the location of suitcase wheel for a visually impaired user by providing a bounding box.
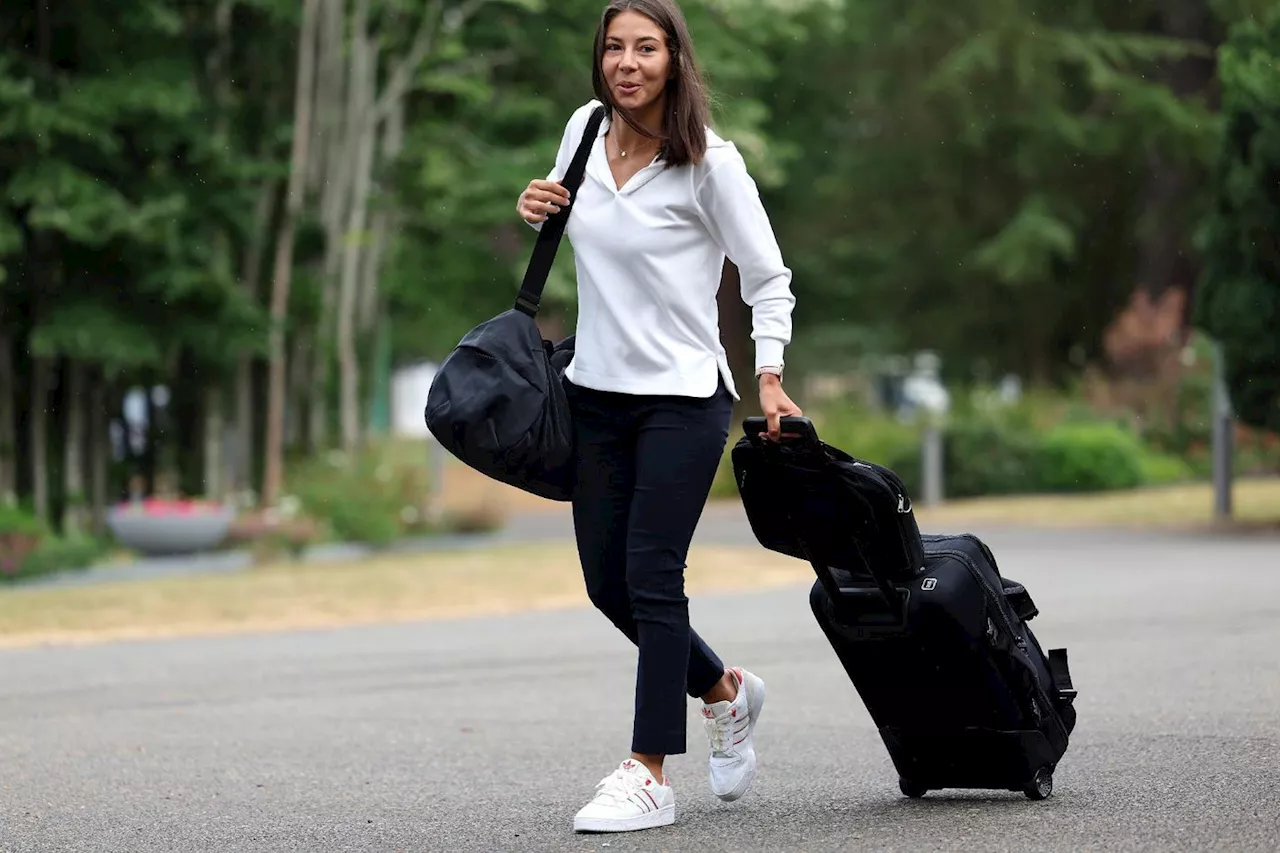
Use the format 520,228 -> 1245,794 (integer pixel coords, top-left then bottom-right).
1022,767 -> 1054,801
898,777 -> 928,799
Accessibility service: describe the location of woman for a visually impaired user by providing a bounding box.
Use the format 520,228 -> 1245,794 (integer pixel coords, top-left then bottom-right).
516,0 -> 802,834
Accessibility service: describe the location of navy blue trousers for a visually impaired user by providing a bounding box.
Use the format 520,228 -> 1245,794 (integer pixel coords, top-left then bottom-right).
566,377 -> 734,756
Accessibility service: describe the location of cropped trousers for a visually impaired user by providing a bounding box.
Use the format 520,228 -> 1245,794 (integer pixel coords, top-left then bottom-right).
565,376 -> 735,756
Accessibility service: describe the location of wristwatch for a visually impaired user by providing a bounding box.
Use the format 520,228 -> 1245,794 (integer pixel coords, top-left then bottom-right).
755,365 -> 783,381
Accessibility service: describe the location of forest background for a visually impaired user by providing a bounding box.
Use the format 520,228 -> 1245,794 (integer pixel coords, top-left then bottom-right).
3,0 -> 1280,579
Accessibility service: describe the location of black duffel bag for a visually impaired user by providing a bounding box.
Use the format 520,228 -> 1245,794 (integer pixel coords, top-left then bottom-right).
424,105 -> 606,502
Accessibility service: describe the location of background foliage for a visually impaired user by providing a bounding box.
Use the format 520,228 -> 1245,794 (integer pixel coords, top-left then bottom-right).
2,0 -> 1279,580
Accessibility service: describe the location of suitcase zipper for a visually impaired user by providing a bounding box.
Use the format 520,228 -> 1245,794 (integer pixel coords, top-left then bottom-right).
925,548 -> 1022,648
927,546 -> 1069,744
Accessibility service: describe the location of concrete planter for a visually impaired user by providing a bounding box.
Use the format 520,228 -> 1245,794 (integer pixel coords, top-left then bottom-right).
107,501 -> 235,556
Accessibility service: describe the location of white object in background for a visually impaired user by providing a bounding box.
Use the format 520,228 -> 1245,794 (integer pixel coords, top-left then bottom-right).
902,351 -> 951,417
389,361 -> 449,522
390,362 -> 439,441
902,351 -> 948,508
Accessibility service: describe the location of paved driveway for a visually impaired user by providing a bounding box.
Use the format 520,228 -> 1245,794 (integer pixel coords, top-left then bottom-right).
2,524 -> 1279,852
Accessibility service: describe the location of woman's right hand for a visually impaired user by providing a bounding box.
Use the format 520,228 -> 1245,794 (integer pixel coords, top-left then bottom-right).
517,179 -> 572,224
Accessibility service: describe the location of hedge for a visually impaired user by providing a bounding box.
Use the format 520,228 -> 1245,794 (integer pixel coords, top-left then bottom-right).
710,400 -> 1198,502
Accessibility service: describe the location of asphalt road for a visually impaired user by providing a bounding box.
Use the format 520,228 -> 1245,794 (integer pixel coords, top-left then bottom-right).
2,524 -> 1279,852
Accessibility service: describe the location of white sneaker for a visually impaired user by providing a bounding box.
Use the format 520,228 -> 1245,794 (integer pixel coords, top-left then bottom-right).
572,759 -> 676,833
701,667 -> 765,802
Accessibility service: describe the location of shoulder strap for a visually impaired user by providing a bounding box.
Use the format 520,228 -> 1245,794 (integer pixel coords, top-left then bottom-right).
514,104 -> 607,317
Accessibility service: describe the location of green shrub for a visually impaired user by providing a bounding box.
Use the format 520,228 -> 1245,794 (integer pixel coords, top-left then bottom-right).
0,503 -> 46,537
1,505 -> 47,580
707,387 -> 1215,505
226,512 -> 323,564
940,421 -> 1044,499
324,497 -> 403,547
283,439 -> 491,546
288,444 -> 429,547
892,394 -> 1049,499
1031,422 -> 1148,493
1232,424 -> 1280,476
1138,449 -> 1197,485
1,504 -> 108,583
13,536 -> 106,581
817,409 -> 924,473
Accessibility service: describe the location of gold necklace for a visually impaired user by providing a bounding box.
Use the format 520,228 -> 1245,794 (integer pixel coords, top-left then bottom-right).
613,131 -> 656,160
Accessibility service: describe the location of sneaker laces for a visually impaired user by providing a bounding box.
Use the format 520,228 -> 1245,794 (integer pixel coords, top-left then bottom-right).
702,705 -> 737,756
590,761 -> 650,807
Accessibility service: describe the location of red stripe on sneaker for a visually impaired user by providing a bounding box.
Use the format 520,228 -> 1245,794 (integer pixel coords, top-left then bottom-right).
642,789 -> 659,810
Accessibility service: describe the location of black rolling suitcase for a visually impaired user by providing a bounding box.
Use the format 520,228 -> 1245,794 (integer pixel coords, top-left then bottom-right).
732,416 -> 1078,800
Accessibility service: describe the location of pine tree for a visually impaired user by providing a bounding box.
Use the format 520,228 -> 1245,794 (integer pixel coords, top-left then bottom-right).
1195,10 -> 1280,432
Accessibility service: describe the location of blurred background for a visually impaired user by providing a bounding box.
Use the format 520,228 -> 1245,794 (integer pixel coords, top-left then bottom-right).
2,0 -> 1279,585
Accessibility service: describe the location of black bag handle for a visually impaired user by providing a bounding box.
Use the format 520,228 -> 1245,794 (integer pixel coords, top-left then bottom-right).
1000,578 -> 1039,622
514,104 -> 608,317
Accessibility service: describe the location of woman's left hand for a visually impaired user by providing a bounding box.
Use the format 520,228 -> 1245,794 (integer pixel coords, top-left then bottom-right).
759,375 -> 802,441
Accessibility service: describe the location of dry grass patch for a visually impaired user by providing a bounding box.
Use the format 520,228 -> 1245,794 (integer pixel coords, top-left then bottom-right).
913,477 -> 1280,530
0,543 -> 811,649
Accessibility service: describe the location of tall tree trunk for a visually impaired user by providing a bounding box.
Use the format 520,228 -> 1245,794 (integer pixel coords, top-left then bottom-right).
337,0 -> 377,452
306,332 -> 330,451
203,0 -> 235,502
262,0 -> 320,508
142,388 -> 157,497
89,373 -> 108,533
329,0 -> 493,449
62,360 -> 86,534
234,180 -> 276,494
29,357 -> 49,521
1117,0 -> 1218,376
307,276 -> 335,452
357,94 -> 405,335
307,0 -> 491,452
310,0 -> 347,197
287,328 -> 310,449
234,361 -> 255,496
309,0 -> 352,454
0,332 -> 14,504
203,388 -> 223,498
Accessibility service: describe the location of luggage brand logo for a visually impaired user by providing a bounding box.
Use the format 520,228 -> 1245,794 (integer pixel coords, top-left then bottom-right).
921,578 -> 937,591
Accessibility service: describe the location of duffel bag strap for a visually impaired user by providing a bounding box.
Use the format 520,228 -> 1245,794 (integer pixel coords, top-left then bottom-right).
514,104 -> 608,317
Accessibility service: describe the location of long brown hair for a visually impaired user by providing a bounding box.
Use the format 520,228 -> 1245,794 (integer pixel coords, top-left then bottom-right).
590,0 -> 712,167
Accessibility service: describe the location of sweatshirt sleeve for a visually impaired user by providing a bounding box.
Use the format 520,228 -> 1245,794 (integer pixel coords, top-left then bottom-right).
694,147 -> 796,372
528,101 -> 600,233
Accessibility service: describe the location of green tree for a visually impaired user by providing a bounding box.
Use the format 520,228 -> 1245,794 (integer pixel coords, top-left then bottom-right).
381,0 -> 821,365
1194,9 -> 1280,432
756,0 -> 1222,384
0,0 -> 299,523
